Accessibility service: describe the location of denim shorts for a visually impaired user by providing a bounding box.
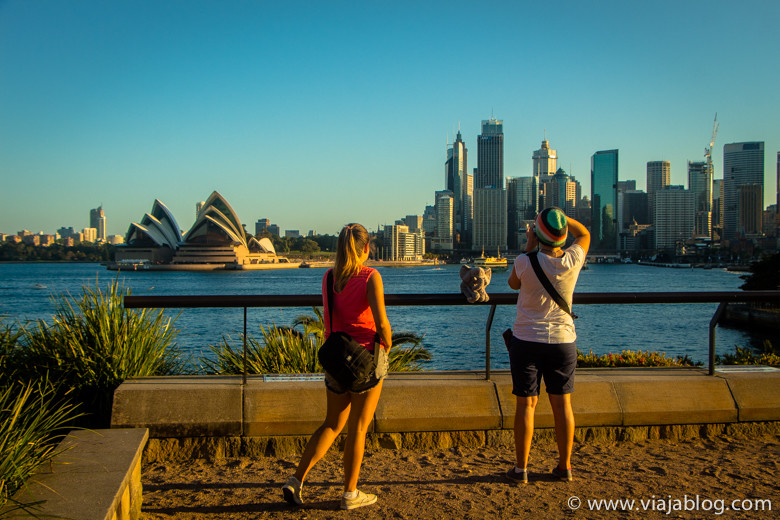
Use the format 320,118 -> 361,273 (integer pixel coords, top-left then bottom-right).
508,336 -> 577,397
324,346 -> 389,394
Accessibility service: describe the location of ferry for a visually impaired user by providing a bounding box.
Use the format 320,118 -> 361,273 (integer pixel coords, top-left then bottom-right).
473,247 -> 508,270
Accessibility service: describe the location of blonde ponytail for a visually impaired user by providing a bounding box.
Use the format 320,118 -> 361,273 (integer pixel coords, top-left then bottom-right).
333,223 -> 370,291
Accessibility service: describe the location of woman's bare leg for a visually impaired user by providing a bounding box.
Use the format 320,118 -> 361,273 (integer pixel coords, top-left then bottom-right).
343,380 -> 383,492
294,388 -> 351,482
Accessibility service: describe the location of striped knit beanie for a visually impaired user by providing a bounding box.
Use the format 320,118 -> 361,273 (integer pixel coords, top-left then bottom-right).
535,207 -> 568,247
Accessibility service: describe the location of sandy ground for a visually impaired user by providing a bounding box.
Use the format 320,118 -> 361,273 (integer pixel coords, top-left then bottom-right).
141,432 -> 779,519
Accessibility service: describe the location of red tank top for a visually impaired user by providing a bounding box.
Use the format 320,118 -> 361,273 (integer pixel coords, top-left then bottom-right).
322,266 -> 378,351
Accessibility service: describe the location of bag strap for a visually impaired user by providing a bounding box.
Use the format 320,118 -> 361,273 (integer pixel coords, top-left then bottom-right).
527,251 -> 577,319
326,270 -> 335,332
326,269 -> 382,346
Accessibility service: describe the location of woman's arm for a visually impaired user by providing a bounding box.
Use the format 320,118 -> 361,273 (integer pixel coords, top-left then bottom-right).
566,217 -> 591,254
367,271 -> 392,349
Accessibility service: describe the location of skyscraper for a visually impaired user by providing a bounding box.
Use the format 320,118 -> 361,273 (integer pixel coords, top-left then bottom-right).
646,161 -> 671,224
723,142 -> 764,240
445,130 -> 468,246
476,118 -> 503,189
655,186 -> 695,249
433,190 -> 454,250
688,161 -> 713,238
506,176 -> 536,249
473,117 -> 506,251
472,188 -> 507,251
89,206 -> 106,242
591,150 -> 619,252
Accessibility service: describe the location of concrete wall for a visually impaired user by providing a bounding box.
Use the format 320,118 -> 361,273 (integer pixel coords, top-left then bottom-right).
111,368 -> 780,459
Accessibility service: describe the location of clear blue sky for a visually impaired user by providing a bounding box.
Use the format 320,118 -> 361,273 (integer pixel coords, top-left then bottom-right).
2,0 -> 778,237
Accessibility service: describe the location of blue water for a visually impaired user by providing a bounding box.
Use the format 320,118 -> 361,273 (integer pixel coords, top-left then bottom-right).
0,262 -> 768,370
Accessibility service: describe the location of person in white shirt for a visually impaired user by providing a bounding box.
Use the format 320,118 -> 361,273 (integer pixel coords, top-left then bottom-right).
505,207 -> 590,484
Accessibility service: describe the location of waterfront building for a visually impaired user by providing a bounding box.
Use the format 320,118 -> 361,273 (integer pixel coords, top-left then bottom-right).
476,118 -> 503,189
619,190 -> 649,232
532,139 -> 557,182
22,234 -> 41,246
404,215 -> 423,232
433,190 -> 454,251
533,139 -> 558,216
544,168 -> 578,218
285,230 -> 300,239
655,186 -> 695,249
57,226 -> 75,239
776,152 -> 780,229
688,160 -> 713,238
646,161 -> 671,225
116,191 -> 288,267
473,117 -> 506,252
472,188 -> 507,251
463,172 -> 473,246
108,234 -> 125,245
712,179 -> 724,240
737,184 -> 763,237
723,142 -> 764,241
506,176 -> 537,250
255,218 -> 271,236
90,206 -> 106,242
383,224 -> 424,261
82,227 -> 97,243
591,149 -> 619,252
445,130 -> 468,246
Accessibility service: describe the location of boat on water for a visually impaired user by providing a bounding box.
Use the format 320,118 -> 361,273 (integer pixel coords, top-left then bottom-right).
473,248 -> 508,269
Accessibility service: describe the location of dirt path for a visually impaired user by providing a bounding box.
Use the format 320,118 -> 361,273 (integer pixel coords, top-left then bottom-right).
141,432 -> 778,519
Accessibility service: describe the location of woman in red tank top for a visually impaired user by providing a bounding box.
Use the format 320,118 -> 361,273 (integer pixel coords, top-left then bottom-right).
283,223 -> 392,511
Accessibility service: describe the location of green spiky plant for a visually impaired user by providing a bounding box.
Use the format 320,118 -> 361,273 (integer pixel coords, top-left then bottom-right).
15,281 -> 185,427
203,307 -> 432,374
0,377 -> 83,516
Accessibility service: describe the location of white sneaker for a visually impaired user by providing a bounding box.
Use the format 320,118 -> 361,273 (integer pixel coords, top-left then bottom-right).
341,489 -> 378,510
282,476 -> 303,505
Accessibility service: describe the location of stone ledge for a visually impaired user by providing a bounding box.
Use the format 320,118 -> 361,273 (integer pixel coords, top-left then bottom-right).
111,369 -> 780,441
7,428 -> 148,520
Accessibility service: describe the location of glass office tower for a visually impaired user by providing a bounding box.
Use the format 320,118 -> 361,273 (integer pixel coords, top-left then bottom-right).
591,150 -> 619,252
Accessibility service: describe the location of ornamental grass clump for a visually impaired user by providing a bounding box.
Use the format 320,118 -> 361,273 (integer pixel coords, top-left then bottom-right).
16,281 -> 184,427
203,307 -> 432,374
0,378 -> 82,516
577,349 -> 699,368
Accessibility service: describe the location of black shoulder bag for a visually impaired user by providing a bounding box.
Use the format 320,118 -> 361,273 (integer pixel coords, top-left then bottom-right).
527,251 -> 578,319
317,270 -> 376,387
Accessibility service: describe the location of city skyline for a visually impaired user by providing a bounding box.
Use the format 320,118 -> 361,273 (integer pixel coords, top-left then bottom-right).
1,0 -> 779,237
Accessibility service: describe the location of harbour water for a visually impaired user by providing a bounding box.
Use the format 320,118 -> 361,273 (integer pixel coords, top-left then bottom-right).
0,262 -> 770,371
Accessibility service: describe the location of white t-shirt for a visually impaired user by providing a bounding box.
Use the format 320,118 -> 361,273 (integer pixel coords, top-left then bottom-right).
512,244 -> 587,344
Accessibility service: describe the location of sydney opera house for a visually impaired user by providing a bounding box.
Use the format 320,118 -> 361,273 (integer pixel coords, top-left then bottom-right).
110,191 -> 295,270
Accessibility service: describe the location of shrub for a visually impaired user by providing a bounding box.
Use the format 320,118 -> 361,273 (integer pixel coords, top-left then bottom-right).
577,349 -> 700,368
14,281 -> 184,427
203,307 -> 432,374
716,341 -> 780,366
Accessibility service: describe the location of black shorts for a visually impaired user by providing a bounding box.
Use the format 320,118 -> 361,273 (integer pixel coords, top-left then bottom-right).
508,336 -> 577,397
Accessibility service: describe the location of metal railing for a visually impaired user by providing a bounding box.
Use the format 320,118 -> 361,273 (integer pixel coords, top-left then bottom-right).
124,291 -> 780,381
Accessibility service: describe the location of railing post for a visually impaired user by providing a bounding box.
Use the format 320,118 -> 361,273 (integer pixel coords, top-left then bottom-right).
709,301 -> 729,375
243,306 -> 248,385
485,303 -> 497,381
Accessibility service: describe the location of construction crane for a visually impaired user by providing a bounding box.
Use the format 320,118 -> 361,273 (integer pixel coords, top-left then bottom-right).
704,113 -> 719,165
